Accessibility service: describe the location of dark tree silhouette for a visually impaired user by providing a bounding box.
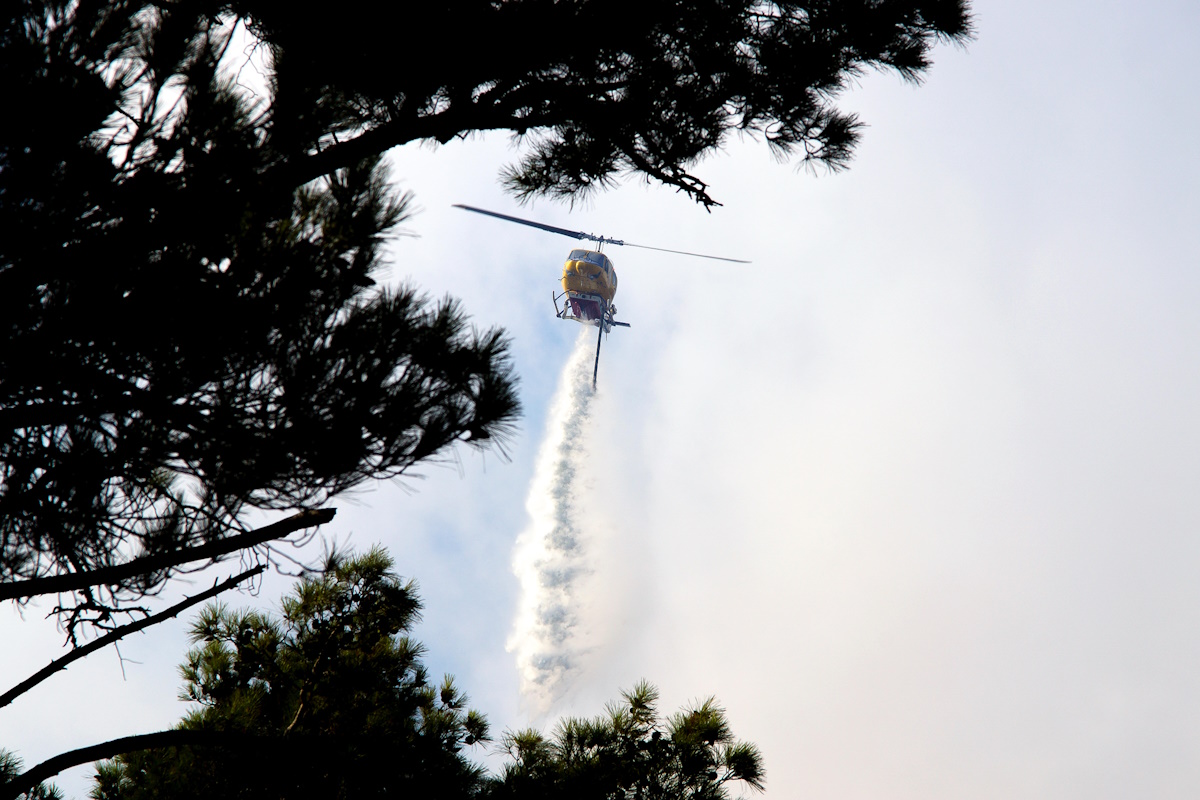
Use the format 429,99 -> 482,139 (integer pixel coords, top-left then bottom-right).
0,549 -> 483,800
2,4 -> 524,633
236,0 -> 974,208
492,682 -> 764,800
0,751 -> 61,800
10,550 -> 761,800
1,1 -> 966,789
80,548 -> 489,800
1,0 -> 971,628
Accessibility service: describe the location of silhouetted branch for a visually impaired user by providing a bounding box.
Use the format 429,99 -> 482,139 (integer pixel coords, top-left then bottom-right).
1,730 -> 227,800
0,509 -> 334,602
264,102 -> 559,193
0,566 -> 266,710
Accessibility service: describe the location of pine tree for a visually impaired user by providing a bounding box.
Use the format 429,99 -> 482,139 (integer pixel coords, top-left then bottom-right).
493,682 -> 764,800
89,548 -> 490,800
2,4 -> 522,633
81,553 -> 761,800
0,752 -> 61,800
1,1 -> 967,791
1,0 -> 972,626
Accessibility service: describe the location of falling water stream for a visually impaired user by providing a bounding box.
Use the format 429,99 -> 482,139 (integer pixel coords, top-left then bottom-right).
507,331 -> 598,716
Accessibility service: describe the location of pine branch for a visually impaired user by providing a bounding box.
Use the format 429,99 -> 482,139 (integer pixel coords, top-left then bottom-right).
0,509 -> 335,602
0,566 -> 266,710
263,99 -> 562,192
0,730 -> 229,800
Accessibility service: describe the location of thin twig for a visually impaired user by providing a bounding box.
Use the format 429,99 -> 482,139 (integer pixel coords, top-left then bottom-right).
0,566 -> 266,709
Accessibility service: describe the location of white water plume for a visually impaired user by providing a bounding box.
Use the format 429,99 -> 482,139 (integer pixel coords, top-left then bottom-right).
508,330 -> 599,716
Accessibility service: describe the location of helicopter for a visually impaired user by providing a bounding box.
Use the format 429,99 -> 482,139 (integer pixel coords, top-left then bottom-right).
453,204 -> 749,387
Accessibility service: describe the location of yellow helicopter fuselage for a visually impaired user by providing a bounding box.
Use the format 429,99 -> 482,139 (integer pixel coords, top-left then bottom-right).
561,249 -> 617,303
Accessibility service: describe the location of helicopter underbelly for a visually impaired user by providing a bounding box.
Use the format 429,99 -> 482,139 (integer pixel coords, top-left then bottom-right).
565,294 -> 604,324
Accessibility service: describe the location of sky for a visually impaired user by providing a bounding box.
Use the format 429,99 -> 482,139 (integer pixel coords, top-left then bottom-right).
4,0 -> 1200,797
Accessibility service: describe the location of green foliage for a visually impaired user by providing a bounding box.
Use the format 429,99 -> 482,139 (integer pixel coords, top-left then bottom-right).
1,0 -> 969,623
229,0 -> 973,207
491,681 -> 764,800
91,548 -> 488,800
4,1 -> 909,787
1,3 -> 520,628
85,551 -> 765,800
0,752 -> 61,800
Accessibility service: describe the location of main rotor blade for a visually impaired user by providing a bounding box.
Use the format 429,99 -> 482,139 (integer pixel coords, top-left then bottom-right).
454,203 -> 750,263
621,241 -> 751,264
452,204 -> 614,244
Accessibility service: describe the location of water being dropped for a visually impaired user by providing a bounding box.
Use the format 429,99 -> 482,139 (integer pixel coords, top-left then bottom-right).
508,330 -> 597,716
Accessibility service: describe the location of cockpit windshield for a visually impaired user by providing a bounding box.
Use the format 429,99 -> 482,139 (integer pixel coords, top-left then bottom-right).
568,249 -> 613,274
